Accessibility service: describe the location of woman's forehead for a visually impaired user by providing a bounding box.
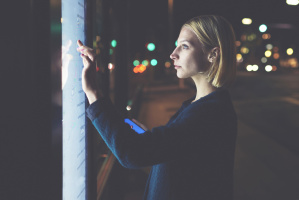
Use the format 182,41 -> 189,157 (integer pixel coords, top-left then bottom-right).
178,27 -> 200,45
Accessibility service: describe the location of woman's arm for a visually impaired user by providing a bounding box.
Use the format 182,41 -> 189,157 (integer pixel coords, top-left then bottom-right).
86,97 -> 218,169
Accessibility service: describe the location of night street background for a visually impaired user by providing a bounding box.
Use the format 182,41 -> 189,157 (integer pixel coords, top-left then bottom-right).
2,0 -> 298,199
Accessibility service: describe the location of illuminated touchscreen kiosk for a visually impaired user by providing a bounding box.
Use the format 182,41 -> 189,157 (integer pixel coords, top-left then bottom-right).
62,0 -> 88,199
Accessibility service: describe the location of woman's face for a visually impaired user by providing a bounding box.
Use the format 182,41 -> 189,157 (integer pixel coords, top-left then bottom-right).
170,27 -> 210,79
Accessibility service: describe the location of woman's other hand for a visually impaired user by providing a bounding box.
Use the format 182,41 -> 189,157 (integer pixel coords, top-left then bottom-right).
77,40 -> 102,104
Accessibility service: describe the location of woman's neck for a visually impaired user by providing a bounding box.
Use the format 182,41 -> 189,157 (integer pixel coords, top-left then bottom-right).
191,74 -> 217,102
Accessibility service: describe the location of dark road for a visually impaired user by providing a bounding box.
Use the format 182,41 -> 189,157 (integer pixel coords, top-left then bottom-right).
230,71 -> 299,200
231,72 -> 299,156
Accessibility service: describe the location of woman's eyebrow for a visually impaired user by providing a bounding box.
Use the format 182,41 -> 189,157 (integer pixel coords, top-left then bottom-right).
178,40 -> 191,44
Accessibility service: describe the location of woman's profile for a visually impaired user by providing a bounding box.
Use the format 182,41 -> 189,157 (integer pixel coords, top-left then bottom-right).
77,15 -> 237,200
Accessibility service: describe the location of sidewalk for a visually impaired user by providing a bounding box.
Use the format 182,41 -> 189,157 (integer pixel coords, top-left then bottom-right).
234,121 -> 299,200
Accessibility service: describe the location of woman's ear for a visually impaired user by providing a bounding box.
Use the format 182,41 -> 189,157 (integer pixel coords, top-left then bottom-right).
208,47 -> 220,63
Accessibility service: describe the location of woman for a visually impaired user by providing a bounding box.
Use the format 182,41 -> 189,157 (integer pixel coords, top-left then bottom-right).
78,15 -> 237,200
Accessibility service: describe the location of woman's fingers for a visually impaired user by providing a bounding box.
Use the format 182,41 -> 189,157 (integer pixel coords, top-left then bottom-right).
77,40 -> 101,103
77,40 -> 83,47
81,54 -> 92,68
85,49 -> 96,62
78,48 -> 95,62
77,40 -> 95,62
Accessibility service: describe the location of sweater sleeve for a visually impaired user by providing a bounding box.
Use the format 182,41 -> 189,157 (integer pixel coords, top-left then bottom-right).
86,97 -> 227,169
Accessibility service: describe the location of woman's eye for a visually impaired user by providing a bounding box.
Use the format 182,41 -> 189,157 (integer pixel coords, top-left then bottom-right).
182,44 -> 189,49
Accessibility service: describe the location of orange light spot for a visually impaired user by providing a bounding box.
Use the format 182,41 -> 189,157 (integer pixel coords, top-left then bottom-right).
273,53 -> 280,59
262,33 -> 271,40
165,61 -> 171,68
137,64 -> 145,73
133,67 -> 139,73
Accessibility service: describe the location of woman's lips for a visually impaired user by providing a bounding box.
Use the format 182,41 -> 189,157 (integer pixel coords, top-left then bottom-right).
174,65 -> 181,69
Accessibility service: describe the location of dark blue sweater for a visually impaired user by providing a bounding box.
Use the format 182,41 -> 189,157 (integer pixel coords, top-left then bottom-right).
86,89 -> 237,200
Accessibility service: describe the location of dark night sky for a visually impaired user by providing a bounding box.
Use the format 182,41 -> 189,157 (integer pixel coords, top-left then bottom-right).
128,0 -> 299,58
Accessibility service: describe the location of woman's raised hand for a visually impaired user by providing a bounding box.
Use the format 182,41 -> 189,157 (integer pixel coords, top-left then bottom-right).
77,40 -> 102,104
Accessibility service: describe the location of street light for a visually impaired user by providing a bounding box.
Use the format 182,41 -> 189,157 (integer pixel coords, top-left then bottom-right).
242,18 -> 252,25
286,0 -> 299,5
252,65 -> 259,71
266,44 -> 273,50
265,50 -> 272,57
142,60 -> 149,66
246,65 -> 253,71
151,59 -> 158,66
265,65 -> 273,72
147,43 -> 155,51
259,24 -> 267,32
261,57 -> 267,63
236,54 -> 243,62
111,40 -> 117,47
133,60 -> 140,66
287,48 -> 294,55
240,47 -> 249,54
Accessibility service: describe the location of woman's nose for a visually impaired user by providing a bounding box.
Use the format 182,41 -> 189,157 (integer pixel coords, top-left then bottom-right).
170,49 -> 178,60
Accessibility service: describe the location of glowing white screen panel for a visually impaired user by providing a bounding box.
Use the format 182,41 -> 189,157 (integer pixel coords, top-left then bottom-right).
62,0 -> 86,199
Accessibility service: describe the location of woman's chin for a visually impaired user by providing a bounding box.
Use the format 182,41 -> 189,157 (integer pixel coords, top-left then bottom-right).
176,73 -> 183,79
176,71 -> 187,79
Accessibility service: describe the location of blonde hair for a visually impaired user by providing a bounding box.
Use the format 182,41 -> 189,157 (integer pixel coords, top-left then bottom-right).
183,15 -> 236,88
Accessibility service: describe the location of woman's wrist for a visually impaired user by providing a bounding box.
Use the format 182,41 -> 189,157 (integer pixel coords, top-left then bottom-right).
86,90 -> 102,104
